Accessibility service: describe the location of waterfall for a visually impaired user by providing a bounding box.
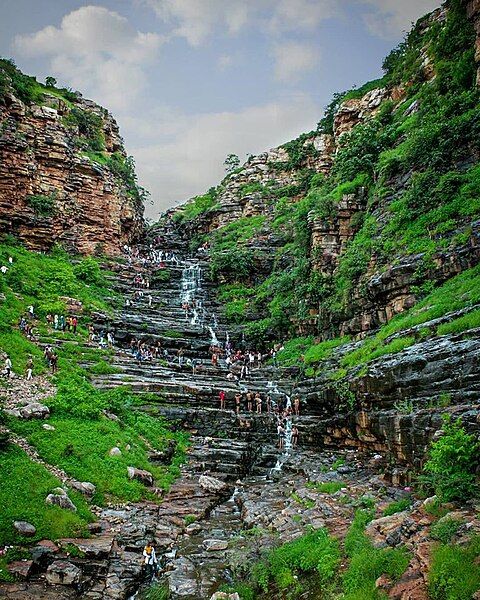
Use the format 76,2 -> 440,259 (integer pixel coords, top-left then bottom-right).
180,264 -> 202,305
208,326 -> 219,347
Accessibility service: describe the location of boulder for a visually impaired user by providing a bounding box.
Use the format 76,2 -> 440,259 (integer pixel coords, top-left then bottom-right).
7,560 -> 34,580
199,475 -> 228,494
210,593 -> 240,600
70,481 -> 96,496
46,493 -> 77,512
109,446 -> 122,456
20,403 -> 50,419
203,539 -> 228,552
13,520 -> 36,537
46,560 -> 81,585
42,423 -> 55,431
127,466 -> 154,486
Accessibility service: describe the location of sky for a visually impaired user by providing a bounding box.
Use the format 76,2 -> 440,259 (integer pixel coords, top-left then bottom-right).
0,0 -> 440,219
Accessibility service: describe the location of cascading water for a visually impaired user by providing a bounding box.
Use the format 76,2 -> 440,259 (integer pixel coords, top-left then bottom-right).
208,326 -> 219,347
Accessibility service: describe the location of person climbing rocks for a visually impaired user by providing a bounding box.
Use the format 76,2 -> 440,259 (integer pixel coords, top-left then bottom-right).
219,390 -> 226,410
25,357 -> 33,381
255,392 -> 262,414
4,355 -> 12,378
246,391 -> 253,412
292,425 -> 299,447
294,396 -> 301,416
72,316 -> 78,334
235,392 -> 241,414
211,352 -> 218,367
50,352 -> 58,374
142,541 -> 158,579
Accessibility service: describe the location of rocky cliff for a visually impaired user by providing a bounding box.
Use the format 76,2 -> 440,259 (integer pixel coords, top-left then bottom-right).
0,60 -> 145,255
168,0 -> 480,341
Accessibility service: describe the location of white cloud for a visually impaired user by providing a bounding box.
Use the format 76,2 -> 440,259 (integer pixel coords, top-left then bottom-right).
268,0 -> 337,33
143,0 -> 250,46
143,0 -> 338,45
271,42 -> 318,82
360,0 -> 441,39
13,5 -> 163,111
124,94 -> 318,217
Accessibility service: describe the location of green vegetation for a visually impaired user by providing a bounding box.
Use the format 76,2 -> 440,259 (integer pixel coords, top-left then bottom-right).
0,444 -> 93,547
9,410 -> 186,504
173,189 -> 218,223
0,240 -> 187,548
343,509 -> 410,599
382,497 -> 412,517
306,481 -> 344,494
249,528 -> 340,596
420,416 -> 479,502
205,1 -> 480,352
0,58 -> 76,105
25,193 -> 57,217
430,517 -> 464,544
428,536 -> 480,599
64,107 -> 105,152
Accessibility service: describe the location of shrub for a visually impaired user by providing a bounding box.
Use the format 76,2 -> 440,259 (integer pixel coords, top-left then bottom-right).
430,517 -> 464,544
421,416 -> 479,502
383,497 -> 412,517
25,193 -> 56,217
306,481 -> 344,494
428,536 -> 480,600
73,257 -> 103,285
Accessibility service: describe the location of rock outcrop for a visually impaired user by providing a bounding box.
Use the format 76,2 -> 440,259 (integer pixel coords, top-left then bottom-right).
0,66 -> 144,255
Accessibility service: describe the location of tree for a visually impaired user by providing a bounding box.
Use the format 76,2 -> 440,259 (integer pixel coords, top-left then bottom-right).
45,76 -> 57,88
224,153 -> 240,173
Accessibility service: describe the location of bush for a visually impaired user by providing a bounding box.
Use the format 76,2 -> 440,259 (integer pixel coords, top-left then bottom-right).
250,528 -> 341,594
428,536 -> 480,599
382,497 -> 412,516
430,517 -> 464,544
421,416 -> 479,502
343,510 -> 410,598
73,257 -> 103,285
25,193 -> 56,217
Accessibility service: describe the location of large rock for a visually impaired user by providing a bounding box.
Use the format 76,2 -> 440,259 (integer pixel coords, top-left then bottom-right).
46,560 -> 81,585
13,521 -> 36,537
203,539 -> 228,552
46,492 -> 77,512
7,561 -> 34,580
70,481 -> 96,496
109,446 -> 122,457
127,466 -> 154,486
199,475 -> 229,494
5,402 -> 50,419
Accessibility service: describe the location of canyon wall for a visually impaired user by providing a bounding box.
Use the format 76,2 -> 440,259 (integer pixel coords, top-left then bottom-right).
0,64 -> 144,255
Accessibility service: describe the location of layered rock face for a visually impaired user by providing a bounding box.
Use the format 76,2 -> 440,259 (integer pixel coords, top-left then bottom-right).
0,81 -> 144,255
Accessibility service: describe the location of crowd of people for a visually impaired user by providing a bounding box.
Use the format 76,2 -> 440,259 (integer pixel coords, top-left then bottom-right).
46,313 -> 78,334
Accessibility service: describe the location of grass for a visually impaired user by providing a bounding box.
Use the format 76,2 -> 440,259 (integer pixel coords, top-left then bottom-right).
0,444 -> 93,548
250,528 -> 341,595
342,509 -> 410,599
8,412 -> 187,505
306,481 -> 344,494
430,517 -> 464,544
428,536 -> 480,599
437,307 -> 480,335
382,497 -> 412,516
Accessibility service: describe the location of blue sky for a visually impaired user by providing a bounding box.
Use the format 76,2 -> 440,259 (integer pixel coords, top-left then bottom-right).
0,0 -> 440,217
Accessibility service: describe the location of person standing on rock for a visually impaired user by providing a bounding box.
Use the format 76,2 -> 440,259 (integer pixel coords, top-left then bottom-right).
50,352 -> 58,374
235,392 -> 241,414
25,357 -> 33,381
246,391 -> 253,412
142,541 -> 158,580
294,396 -> 301,416
292,425 -> 299,447
4,355 -> 12,378
277,423 -> 285,450
255,392 -> 262,414
219,390 -> 226,410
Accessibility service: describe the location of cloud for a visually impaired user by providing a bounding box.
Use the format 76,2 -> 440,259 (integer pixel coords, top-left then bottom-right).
271,42 -> 318,82
268,0 -> 337,33
142,0 -> 250,46
143,0 -> 337,45
360,0 -> 441,39
124,94 -> 319,217
13,5 -> 163,110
